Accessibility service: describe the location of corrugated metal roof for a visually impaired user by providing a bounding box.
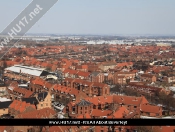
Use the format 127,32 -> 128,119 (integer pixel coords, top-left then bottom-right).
5,65 -> 46,77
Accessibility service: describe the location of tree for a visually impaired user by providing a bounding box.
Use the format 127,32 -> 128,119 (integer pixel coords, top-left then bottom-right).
110,84 -> 121,93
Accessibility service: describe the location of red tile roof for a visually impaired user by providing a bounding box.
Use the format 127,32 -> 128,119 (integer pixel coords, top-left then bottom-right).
13,87 -> 33,98
9,100 -> 36,113
17,107 -> 56,118
113,106 -> 129,118
91,109 -> 113,117
141,104 -> 161,114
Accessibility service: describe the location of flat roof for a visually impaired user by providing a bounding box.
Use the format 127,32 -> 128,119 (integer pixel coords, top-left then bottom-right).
5,65 -> 46,77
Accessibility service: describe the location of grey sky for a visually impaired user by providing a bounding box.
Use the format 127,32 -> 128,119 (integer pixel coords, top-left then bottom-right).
0,0 -> 175,35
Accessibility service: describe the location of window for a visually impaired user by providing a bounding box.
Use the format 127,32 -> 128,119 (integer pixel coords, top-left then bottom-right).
81,107 -> 82,110
41,104 -> 43,107
46,103 -> 48,106
85,107 -> 87,110
134,106 -> 137,108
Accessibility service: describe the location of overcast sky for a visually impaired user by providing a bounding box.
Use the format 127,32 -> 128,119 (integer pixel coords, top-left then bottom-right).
0,0 -> 175,35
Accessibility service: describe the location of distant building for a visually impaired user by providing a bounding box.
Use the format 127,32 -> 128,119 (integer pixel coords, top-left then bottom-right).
156,43 -> 171,46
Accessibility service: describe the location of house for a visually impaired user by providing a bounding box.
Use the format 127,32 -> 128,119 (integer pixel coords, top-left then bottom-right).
9,87 -> 34,100
113,72 -> 135,84
15,107 -> 56,119
62,69 -> 78,78
8,100 -> 36,116
126,84 -> 163,96
75,64 -> 88,72
164,76 -> 175,83
36,92 -> 52,110
66,94 -> 161,120
63,78 -> 110,97
90,72 -> 104,83
76,71 -> 91,80
21,97 -> 39,108
14,108 -> 56,132
51,84 -> 80,100
140,103 -> 162,117
66,99 -> 93,118
0,101 -> 13,116
29,77 -> 54,93
104,72 -> 114,84
0,86 -> 7,96
99,62 -> 117,71
113,76 -> 127,85
116,62 -> 133,69
140,74 -> 157,82
0,126 -> 14,132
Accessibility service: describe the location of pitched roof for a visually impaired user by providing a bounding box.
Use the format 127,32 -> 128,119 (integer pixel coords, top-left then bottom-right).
91,71 -> 100,77
13,87 -> 33,98
0,101 -> 13,109
9,100 -> 36,113
17,107 -> 56,118
22,97 -> 39,105
113,106 -> 129,118
113,95 -> 143,106
77,71 -> 90,77
91,109 -> 113,117
140,104 -> 161,114
76,99 -> 92,106
38,92 -> 48,101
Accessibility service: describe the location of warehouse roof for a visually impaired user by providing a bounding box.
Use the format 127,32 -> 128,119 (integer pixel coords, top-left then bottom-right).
5,65 -> 48,77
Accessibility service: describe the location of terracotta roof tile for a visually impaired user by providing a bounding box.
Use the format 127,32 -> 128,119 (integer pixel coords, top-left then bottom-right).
91,109 -> 112,117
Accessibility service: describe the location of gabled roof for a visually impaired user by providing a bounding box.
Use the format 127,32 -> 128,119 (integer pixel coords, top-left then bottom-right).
17,107 -> 56,118
113,95 -> 143,106
13,87 -> 33,98
140,104 -> 161,114
9,100 -> 36,113
91,71 -> 100,77
113,106 -> 129,118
